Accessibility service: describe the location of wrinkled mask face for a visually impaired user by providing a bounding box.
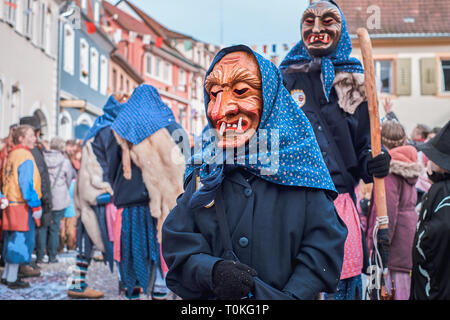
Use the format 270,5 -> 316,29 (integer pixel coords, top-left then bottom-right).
301,1 -> 342,57
205,51 -> 263,149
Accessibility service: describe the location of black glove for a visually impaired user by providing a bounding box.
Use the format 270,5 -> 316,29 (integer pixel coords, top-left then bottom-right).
367,151 -> 391,178
212,260 -> 257,300
376,228 -> 390,271
359,198 -> 370,216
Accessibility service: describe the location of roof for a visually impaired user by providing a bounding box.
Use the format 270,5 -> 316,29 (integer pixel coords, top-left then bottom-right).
336,0 -> 450,37
102,0 -> 153,35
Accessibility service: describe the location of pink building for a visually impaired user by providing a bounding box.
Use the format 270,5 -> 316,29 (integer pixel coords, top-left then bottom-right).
102,0 -> 201,132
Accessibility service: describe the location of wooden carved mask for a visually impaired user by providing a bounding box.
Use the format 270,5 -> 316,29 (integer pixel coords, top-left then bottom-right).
301,1 -> 342,57
205,51 -> 263,149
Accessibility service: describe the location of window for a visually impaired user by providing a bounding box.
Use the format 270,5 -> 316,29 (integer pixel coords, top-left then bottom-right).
441,60 -> 450,93
59,112 -> 73,140
63,24 -> 75,75
81,0 -> 87,12
100,55 -> 108,95
90,47 -> 99,90
39,2 -> 46,49
163,62 -> 172,82
80,38 -> 89,84
94,1 -> 100,24
375,60 -> 393,94
23,0 -> 33,38
145,53 -> 153,76
120,74 -> 124,91
178,69 -> 186,91
4,0 -> 17,25
11,84 -> 21,122
155,57 -> 162,78
112,68 -> 117,92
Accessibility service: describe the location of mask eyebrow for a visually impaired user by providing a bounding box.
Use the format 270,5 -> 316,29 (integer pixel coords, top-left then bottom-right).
205,65 -> 262,93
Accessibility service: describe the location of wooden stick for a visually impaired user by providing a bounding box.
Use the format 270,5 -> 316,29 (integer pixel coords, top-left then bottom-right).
357,27 -> 388,230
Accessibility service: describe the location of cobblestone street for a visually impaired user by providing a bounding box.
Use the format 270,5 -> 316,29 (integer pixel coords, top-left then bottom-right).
0,251 -> 122,300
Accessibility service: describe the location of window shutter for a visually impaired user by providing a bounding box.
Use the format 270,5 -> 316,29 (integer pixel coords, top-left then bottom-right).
420,58 -> 437,95
396,58 -> 411,96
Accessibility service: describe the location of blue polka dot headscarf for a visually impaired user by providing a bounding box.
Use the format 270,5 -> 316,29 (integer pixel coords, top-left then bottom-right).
112,84 -> 175,145
279,0 -> 364,100
186,45 -> 336,208
83,94 -> 123,145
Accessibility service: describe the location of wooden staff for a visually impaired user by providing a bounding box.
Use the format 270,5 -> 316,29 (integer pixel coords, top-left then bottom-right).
357,27 -> 388,230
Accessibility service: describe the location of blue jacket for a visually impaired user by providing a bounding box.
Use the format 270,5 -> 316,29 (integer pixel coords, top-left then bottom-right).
282,70 -> 373,197
162,167 -> 348,300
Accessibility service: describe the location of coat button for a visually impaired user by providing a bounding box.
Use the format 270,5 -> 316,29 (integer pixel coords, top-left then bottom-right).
320,98 -> 327,105
317,125 -> 323,131
244,188 -> 252,197
239,237 -> 249,248
322,151 -> 327,157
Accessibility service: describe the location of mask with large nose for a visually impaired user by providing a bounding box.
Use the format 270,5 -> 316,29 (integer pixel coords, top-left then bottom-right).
301,1 -> 342,57
205,51 -> 263,149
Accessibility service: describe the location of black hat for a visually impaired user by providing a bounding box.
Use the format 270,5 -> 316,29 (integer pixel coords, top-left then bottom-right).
418,120 -> 450,172
19,116 -> 41,131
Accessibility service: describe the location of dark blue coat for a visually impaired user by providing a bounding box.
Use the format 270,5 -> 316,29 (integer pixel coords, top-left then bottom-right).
282,70 -> 373,198
92,124 -> 190,208
162,167 -> 348,300
92,126 -> 149,208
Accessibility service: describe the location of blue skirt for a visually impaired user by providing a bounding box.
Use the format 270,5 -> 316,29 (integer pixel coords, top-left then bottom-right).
2,210 -> 35,264
119,205 -> 160,294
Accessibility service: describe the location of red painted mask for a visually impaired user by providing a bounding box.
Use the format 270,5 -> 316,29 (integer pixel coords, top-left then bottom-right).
205,51 -> 263,149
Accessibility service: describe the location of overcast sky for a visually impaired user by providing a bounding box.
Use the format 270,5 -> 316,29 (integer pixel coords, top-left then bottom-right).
113,0 -> 309,47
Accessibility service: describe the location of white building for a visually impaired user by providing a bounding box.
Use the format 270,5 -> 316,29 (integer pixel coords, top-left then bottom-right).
0,0 -> 64,139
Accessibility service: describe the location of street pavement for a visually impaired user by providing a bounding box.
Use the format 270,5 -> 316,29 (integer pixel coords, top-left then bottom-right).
0,251 -> 122,300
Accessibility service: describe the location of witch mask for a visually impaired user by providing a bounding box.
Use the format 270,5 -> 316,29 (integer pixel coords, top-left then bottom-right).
205,51 -> 263,149
301,1 -> 342,57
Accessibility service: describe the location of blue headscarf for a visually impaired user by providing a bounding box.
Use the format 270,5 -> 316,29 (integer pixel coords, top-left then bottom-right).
186,45 -> 336,209
83,94 -> 123,145
111,84 -> 175,144
279,0 -> 364,100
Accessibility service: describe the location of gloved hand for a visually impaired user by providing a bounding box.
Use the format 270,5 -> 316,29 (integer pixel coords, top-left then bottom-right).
0,197 -> 9,210
96,193 -> 111,205
32,206 -> 43,220
212,260 -> 257,300
377,228 -> 390,272
367,151 -> 391,178
359,198 -> 370,216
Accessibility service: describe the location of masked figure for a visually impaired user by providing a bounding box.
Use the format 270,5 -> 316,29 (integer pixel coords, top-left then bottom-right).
280,0 -> 391,300
411,121 -> 450,300
162,45 -> 348,300
108,84 -> 187,299
69,93 -> 126,299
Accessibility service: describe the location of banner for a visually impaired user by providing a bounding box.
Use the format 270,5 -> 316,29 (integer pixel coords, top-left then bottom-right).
184,40 -> 192,51
143,34 -> 151,45
155,36 -> 163,48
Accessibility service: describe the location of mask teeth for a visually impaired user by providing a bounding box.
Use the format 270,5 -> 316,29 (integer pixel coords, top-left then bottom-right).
219,122 -> 226,135
237,117 -> 243,131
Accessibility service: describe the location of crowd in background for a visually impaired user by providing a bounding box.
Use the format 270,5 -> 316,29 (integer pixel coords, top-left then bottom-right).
0,102 -> 448,300
0,116 -> 85,289
355,99 -> 446,300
